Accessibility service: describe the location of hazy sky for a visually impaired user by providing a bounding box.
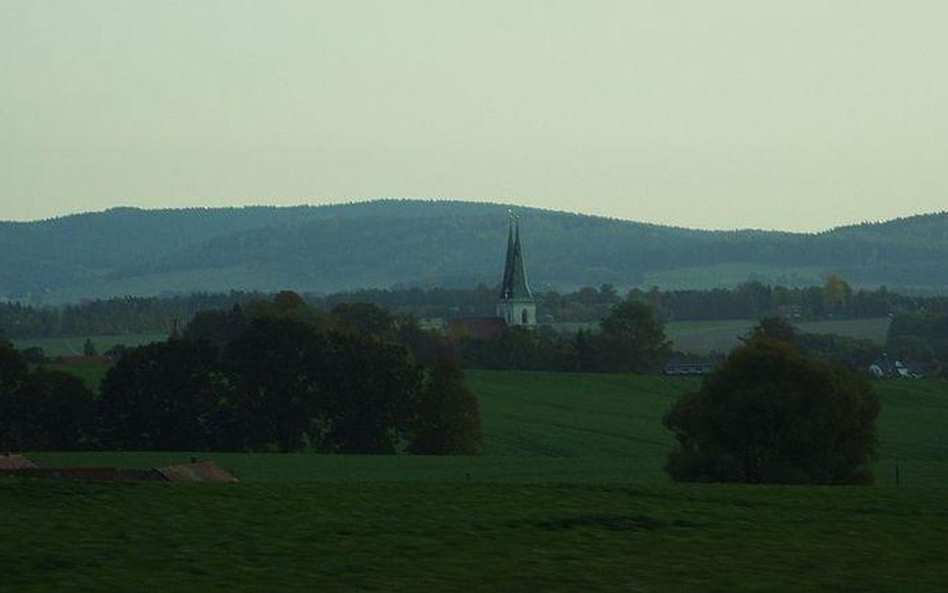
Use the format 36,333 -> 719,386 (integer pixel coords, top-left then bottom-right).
1,1 -> 946,230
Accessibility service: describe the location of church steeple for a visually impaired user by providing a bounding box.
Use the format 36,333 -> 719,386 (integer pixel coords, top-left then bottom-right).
497,211 -> 536,326
501,213 -> 516,298
500,212 -> 533,301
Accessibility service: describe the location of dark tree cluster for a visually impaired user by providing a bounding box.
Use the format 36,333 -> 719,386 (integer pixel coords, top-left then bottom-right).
0,294 -> 482,455
459,297 -> 671,373
0,335 -> 96,451
664,327 -> 880,485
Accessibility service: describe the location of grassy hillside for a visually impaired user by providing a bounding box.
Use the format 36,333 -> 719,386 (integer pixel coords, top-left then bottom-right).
5,201 -> 948,301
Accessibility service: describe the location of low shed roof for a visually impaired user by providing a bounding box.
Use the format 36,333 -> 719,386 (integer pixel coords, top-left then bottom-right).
0,454 -> 38,470
156,461 -> 237,483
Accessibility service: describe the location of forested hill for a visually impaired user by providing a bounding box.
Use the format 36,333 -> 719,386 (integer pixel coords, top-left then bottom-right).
2,200 -> 948,302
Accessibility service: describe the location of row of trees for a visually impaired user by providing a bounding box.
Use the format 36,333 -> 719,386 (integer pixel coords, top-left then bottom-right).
0,335 -> 95,451
1,301 -> 885,485
0,293 -> 481,454
458,299 -> 671,373
4,279 -> 945,340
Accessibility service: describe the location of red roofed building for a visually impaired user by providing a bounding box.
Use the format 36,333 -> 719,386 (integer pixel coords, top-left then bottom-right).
447,317 -> 506,340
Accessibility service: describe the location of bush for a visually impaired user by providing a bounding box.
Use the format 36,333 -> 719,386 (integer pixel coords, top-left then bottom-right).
663,339 -> 880,484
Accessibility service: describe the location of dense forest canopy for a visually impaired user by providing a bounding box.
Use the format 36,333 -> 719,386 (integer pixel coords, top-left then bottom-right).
3,201 -> 948,302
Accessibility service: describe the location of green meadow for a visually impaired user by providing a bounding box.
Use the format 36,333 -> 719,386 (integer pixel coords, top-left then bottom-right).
6,371 -> 948,589
665,316 -> 891,354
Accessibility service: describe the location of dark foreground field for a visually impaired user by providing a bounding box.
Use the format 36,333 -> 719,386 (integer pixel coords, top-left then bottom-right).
3,480 -> 947,590
4,371 -> 948,590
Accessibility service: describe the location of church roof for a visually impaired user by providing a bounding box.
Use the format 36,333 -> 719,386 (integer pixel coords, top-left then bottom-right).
499,216 -> 534,302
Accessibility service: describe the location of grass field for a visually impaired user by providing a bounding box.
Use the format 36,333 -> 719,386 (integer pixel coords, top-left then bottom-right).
6,371 -> 948,589
665,317 -> 891,354
26,371 -> 948,488
3,480 -> 947,590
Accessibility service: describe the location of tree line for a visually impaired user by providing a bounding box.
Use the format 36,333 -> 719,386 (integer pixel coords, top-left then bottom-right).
0,292 -> 481,455
4,277 -> 942,340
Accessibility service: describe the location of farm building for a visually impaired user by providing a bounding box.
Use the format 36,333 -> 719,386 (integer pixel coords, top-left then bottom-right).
0,454 -> 38,471
156,461 -> 237,483
0,458 -> 236,483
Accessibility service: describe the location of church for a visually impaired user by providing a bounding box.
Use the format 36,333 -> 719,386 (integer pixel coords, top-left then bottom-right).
445,213 -> 537,339
496,213 -> 537,327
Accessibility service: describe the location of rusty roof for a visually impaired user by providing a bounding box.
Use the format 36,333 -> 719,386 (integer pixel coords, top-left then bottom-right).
448,317 -> 506,340
0,454 -> 38,470
155,461 -> 237,483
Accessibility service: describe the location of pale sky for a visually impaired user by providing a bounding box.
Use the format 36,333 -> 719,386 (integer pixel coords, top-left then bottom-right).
1,1 -> 946,230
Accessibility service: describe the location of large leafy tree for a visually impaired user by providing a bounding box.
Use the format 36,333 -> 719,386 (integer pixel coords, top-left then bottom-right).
577,298 -> 670,373
0,338 -> 95,451
330,302 -> 395,339
0,338 -> 34,451
223,317 -> 332,452
409,354 -> 482,455
320,333 -> 421,454
21,369 -> 96,450
182,304 -> 249,356
663,339 -> 880,484
99,340 -> 227,450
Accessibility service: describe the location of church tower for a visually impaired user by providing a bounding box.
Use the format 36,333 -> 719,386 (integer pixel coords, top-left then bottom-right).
497,212 -> 537,327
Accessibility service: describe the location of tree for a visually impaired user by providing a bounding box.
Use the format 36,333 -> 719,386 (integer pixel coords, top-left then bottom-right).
223,317 -> 332,452
663,339 -> 880,484
579,298 -> 670,372
409,354 -> 482,455
183,304 -> 249,356
330,302 -> 394,339
244,291 -> 327,330
0,339 -> 94,451
20,369 -> 96,450
99,340 -> 227,450
320,333 -> 421,454
0,339 -> 32,451
822,274 -> 852,315
83,338 -> 97,356
748,317 -> 797,344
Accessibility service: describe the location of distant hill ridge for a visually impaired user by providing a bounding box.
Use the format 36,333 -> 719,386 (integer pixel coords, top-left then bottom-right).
2,200 -> 948,302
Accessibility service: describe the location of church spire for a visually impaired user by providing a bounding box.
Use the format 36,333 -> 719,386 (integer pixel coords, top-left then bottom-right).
499,211 -> 533,301
500,210 -> 515,298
